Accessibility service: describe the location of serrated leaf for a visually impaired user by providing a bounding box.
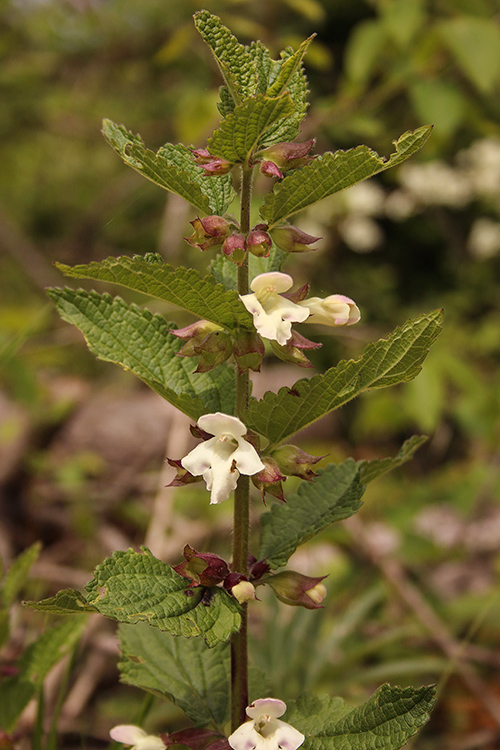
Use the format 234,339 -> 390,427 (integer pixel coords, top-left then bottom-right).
260,126 -> 433,227
102,120 -> 235,215
48,289 -> 236,419
24,588 -> 97,614
287,684 -> 436,750
2,541 -> 42,606
267,36 -> 314,98
86,548 -> 241,648
0,678 -> 35,732
119,623 -> 230,728
194,11 -> 257,106
209,245 -> 286,291
259,460 -> 365,568
19,618 -> 87,685
248,42 -> 310,145
208,94 -> 295,164
358,435 -> 427,484
55,255 -> 253,332
244,310 -> 443,446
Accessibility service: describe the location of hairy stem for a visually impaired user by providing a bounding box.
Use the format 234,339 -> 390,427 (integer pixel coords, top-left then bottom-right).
231,164 -> 253,731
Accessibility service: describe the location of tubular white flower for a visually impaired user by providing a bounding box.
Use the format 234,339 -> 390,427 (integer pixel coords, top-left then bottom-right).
229,698 -> 304,750
240,272 -> 310,346
299,295 -> 360,326
181,413 -> 265,504
109,725 -> 166,750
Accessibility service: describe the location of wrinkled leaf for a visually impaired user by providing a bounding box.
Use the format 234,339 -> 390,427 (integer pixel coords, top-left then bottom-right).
86,548 -> 241,648
259,460 -> 365,568
55,255 -> 253,332
244,310 -> 443,446
48,289 -> 236,418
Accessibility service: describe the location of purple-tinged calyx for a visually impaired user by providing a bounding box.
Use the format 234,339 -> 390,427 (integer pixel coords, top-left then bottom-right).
247,225 -> 272,258
173,544 -> 230,588
257,139 -> 315,178
251,456 -> 287,503
185,215 -> 233,252
271,444 -> 325,480
233,330 -> 265,374
191,148 -> 233,176
270,330 -> 322,369
166,458 -> 203,487
271,225 -> 321,253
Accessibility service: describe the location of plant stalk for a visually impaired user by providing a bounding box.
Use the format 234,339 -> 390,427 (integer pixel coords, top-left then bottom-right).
231,164 -> 253,731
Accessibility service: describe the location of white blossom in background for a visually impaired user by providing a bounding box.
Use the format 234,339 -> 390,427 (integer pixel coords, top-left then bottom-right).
467,218 -> 500,259
109,726 -> 165,750
399,161 -> 473,208
181,413 -> 264,505
338,215 -> 383,253
384,189 -> 417,221
458,138 -> 500,201
240,272 -> 310,345
229,699 -> 304,750
343,180 -> 385,216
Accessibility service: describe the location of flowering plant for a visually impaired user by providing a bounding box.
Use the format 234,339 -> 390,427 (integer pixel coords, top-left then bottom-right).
19,11 -> 441,749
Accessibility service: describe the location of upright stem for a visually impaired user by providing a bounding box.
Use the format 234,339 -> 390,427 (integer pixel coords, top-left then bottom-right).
231,164 -> 253,731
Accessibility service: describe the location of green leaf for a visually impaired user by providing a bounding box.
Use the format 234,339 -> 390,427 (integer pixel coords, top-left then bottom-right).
19,618 -> 87,685
208,93 -> 295,164
287,684 -> 436,750
255,44 -> 310,145
55,255 -> 253,332
267,36 -> 314,98
85,548 -> 241,648
119,623 -> 230,728
259,460 -> 365,568
118,624 -> 270,728
344,20 -> 387,86
244,310 -> 443,446
2,541 -> 42,606
0,678 -> 35,732
439,17 -> 500,94
209,245 -> 286,291
24,588 -> 97,614
48,289 -> 236,419
260,126 -> 433,228
358,435 -> 427,484
194,11 -> 257,106
102,120 -> 235,215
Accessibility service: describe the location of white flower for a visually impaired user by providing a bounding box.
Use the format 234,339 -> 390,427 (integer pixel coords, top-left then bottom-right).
181,413 -> 265,505
240,272 -> 310,346
299,295 -> 360,326
229,698 -> 304,750
109,725 -> 165,750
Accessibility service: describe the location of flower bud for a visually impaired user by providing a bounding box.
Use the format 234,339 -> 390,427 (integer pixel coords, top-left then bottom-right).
257,140 -> 315,176
222,233 -> 247,265
185,216 -> 232,252
191,148 -> 233,176
247,225 -> 272,258
271,444 -> 325,480
300,295 -> 361,327
271,225 -> 321,253
173,544 -> 229,588
266,571 -> 327,609
166,458 -> 203,487
251,456 -> 287,503
223,573 -> 257,603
